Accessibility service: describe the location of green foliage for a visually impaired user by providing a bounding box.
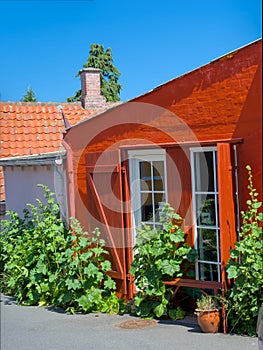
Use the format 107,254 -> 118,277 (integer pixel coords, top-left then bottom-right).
21,87 -> 37,102
0,185 -> 65,301
168,306 -> 185,320
0,185 -> 119,314
130,203 -> 196,319
226,166 -> 263,336
67,43 -> 122,103
196,295 -> 218,311
53,220 -> 119,314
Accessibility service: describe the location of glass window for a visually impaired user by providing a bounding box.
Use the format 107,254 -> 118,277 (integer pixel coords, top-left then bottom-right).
197,228 -> 218,262
139,160 -> 166,226
195,194 -> 216,226
194,151 -> 216,192
129,150 -> 167,242
191,148 -> 221,282
153,161 -> 164,191
140,161 -> 152,190
198,262 -> 219,282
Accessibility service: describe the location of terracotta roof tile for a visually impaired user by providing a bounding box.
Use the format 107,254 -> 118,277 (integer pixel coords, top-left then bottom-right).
0,101 -> 113,202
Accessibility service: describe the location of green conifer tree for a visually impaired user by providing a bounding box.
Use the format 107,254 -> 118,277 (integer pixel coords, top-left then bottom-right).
67,43 -> 122,103
21,87 -> 37,102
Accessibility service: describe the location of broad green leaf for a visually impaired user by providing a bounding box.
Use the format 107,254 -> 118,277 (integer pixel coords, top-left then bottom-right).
154,303 -> 166,318
40,282 -> 49,293
252,202 -> 262,209
227,265 -> 237,279
170,232 -> 184,243
78,236 -> 89,248
104,277 -> 116,290
77,294 -> 92,312
48,274 -> 56,283
80,251 -> 93,261
36,263 -> 47,275
92,247 -> 106,256
100,260 -> 111,272
169,307 -> 185,320
65,278 -> 80,290
84,263 -> 99,277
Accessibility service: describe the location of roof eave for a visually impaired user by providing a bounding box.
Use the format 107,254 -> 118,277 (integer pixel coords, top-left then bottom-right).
0,150 -> 66,166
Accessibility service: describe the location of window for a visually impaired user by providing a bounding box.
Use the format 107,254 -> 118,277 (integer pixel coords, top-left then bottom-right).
128,149 -> 167,244
191,147 -> 221,282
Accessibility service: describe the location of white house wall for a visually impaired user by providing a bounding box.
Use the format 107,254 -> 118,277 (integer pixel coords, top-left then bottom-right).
4,164 -> 56,217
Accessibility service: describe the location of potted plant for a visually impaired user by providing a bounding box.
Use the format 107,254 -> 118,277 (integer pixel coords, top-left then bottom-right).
195,295 -> 220,333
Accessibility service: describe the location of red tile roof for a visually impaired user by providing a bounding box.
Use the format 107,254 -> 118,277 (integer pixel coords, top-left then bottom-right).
0,101 -> 109,202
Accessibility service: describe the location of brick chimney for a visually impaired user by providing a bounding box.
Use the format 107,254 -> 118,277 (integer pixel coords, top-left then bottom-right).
79,68 -> 106,109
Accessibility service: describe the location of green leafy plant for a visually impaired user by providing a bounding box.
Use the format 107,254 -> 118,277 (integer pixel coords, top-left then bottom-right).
0,185 -> 67,303
0,185 -> 120,314
130,203 -> 196,319
53,219 -> 120,314
0,211 -> 27,290
195,295 -> 219,311
226,166 -> 263,336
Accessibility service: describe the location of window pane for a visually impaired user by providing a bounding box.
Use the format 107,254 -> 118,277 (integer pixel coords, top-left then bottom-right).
198,262 -> 219,282
153,161 -> 164,191
154,193 -> 166,222
194,152 -> 215,192
141,193 -> 153,222
197,228 -> 218,262
140,161 -> 152,190
196,194 -> 216,226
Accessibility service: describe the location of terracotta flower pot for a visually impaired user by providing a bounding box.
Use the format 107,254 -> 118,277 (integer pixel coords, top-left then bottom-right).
196,309 -> 220,333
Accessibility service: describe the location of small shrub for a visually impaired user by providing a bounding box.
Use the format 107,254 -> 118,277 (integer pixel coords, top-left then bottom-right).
226,166 -> 263,336
0,185 -> 67,303
53,219 -> 119,314
130,203 -> 196,319
0,185 -> 120,314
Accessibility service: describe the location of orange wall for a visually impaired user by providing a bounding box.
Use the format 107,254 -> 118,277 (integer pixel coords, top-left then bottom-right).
65,39 -> 262,233
132,40 -> 262,207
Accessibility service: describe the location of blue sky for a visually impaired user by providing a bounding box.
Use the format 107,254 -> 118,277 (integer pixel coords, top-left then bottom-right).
0,0 -> 262,103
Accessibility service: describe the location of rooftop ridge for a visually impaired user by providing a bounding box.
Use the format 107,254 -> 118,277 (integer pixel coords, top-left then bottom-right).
0,101 -> 82,106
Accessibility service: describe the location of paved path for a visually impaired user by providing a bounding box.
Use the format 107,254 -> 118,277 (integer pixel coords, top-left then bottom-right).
1,294 -> 258,350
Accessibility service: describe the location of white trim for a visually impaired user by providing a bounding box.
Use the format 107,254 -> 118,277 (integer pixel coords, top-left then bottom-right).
0,151 -> 66,166
190,147 -> 221,282
190,146 -> 217,153
233,144 -> 240,238
128,148 -> 166,158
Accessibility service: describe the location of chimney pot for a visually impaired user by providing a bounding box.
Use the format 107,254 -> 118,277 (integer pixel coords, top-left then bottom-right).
79,68 -> 106,110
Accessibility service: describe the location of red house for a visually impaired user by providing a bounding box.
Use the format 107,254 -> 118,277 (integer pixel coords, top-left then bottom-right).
63,39 -> 262,299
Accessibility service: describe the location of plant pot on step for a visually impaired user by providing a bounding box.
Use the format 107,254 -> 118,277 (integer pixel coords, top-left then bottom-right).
195,295 -> 221,333
195,309 -> 220,333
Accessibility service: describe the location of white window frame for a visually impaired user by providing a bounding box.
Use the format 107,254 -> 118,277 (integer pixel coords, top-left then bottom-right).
190,147 -> 221,282
128,149 -> 167,245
